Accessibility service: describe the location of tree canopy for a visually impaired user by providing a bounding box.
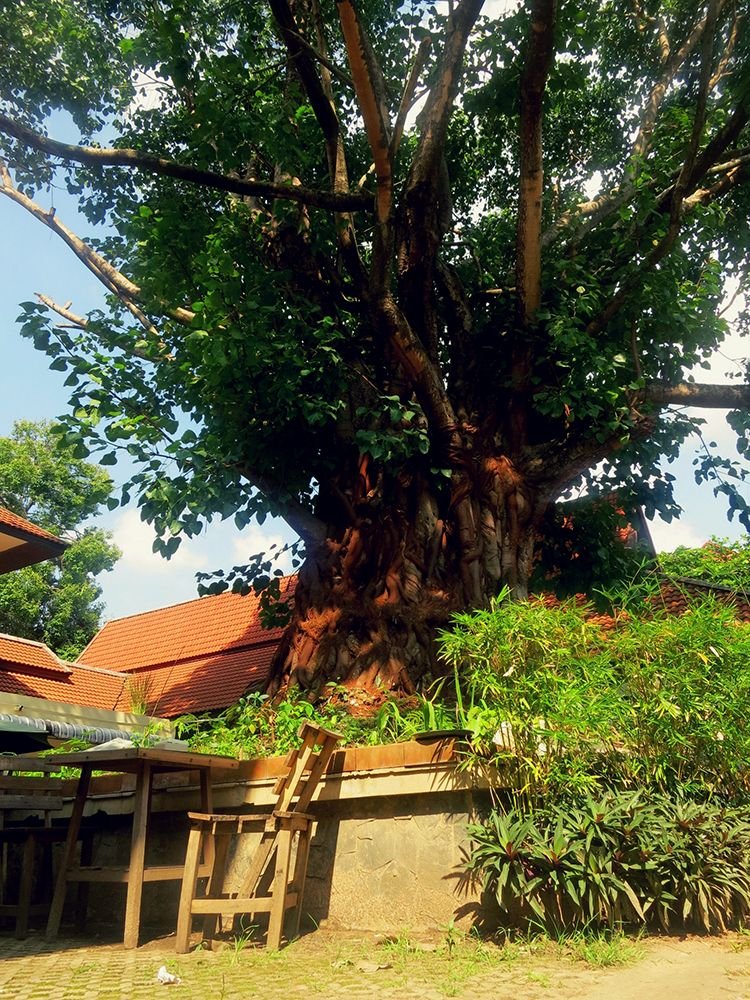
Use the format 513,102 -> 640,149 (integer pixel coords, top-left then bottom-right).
1,0 -> 749,690
0,421 -> 120,659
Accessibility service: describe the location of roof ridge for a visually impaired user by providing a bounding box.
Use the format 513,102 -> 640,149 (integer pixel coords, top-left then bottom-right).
69,660 -> 131,680
98,581 -> 294,628
0,631 -> 53,650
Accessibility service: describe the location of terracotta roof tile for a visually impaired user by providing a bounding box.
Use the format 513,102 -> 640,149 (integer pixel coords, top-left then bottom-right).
0,506 -> 66,546
78,581 -> 294,673
0,633 -> 72,675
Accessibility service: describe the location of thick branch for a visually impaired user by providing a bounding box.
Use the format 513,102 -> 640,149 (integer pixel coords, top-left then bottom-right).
0,113 -> 370,213
645,382 -> 750,408
238,466 -> 326,546
337,0 -> 392,224
408,0 -> 485,193
515,0 -> 556,324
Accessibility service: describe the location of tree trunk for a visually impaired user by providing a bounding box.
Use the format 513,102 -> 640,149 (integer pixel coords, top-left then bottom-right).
268,455 -> 544,695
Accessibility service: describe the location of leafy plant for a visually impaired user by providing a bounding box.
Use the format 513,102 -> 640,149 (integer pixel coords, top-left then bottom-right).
468,792 -> 750,934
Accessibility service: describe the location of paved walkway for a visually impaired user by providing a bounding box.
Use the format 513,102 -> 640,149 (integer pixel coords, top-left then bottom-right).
1,930 -> 750,1000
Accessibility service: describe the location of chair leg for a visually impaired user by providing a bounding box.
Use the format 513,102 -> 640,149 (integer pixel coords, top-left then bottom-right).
267,827 -> 293,951
290,826 -> 312,940
175,824 -> 204,953
202,830 -> 231,945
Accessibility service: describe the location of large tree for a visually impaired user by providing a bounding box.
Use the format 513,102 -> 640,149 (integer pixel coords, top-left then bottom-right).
0,421 -> 120,659
1,1 -> 749,691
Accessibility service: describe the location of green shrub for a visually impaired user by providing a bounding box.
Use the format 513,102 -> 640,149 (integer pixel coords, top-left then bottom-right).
438,590 -> 750,800
468,791 -> 750,933
659,536 -> 750,592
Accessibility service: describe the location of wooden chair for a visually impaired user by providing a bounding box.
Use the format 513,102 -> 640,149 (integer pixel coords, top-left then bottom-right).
0,756 -> 71,938
175,722 -> 341,952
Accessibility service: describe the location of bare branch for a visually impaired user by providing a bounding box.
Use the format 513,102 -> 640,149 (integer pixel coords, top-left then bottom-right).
35,293 -> 87,329
0,161 -> 193,332
34,292 -> 170,362
0,113 -> 370,213
390,36 -> 432,160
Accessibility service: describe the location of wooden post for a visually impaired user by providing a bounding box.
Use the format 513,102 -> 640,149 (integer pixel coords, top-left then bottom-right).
123,761 -> 151,949
290,826 -> 312,940
202,827 -> 231,945
74,830 -> 94,933
46,766 -> 91,941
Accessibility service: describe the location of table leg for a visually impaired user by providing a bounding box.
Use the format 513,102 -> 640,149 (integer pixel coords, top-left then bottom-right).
123,762 -> 151,949
199,769 -> 215,870
15,832 -> 36,939
46,766 -> 91,941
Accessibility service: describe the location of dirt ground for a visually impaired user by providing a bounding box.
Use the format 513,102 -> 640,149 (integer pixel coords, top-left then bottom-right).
1,928 -> 750,999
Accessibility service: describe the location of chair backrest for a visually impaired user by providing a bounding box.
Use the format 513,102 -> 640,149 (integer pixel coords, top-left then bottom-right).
272,722 -> 342,815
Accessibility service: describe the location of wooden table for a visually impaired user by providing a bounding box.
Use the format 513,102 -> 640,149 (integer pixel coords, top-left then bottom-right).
44,747 -> 239,948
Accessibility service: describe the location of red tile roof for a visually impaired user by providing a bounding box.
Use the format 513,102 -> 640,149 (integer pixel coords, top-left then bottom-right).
0,633 -> 72,675
78,582 -> 294,673
0,658 -> 128,711
110,645 -> 279,717
0,585 -> 293,719
0,506 -> 66,546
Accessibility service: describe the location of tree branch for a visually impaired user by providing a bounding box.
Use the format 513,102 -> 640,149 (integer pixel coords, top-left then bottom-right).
270,0 -> 366,289
515,0 -> 556,324
0,161 -> 194,331
543,1 -> 737,254
35,293 -> 87,329
645,382 -> 750,408
408,0 -> 485,194
336,0 -> 392,225
0,113 -> 370,213
630,0 -> 727,164
390,36 -> 432,160
237,465 -> 327,546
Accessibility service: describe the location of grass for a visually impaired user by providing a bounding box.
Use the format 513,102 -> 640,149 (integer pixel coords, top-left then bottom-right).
563,929 -> 646,968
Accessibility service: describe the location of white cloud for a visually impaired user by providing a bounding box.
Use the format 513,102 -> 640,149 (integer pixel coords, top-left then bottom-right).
98,510 -> 298,621
648,517 -> 705,554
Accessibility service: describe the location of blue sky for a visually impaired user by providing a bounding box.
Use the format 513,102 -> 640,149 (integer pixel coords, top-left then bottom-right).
0,156 -> 747,623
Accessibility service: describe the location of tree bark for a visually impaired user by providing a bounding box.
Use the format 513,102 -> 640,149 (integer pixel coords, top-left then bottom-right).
268,453 -> 545,694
